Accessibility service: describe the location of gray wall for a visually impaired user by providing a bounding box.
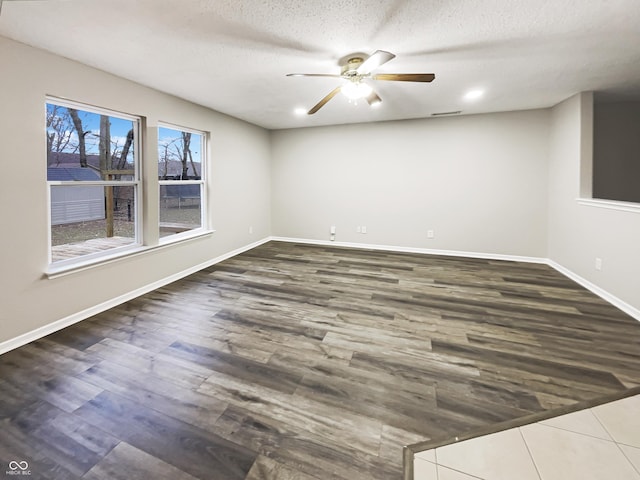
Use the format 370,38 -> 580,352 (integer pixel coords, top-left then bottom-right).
593,101 -> 640,203
0,36 -> 272,345
271,111 -> 550,258
548,93 -> 640,312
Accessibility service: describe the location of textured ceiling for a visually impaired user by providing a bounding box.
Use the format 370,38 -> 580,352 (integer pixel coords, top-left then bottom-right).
1,0 -> 639,129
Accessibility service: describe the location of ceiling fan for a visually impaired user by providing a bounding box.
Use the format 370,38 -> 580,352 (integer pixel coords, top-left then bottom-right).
287,50 -> 435,114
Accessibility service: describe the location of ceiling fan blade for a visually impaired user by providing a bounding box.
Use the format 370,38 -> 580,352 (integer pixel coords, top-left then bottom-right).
308,86 -> 342,115
372,73 -> 435,82
357,50 -> 396,74
286,73 -> 343,78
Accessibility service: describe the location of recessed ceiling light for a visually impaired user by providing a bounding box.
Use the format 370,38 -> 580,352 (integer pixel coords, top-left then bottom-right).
294,107 -> 307,116
464,89 -> 484,101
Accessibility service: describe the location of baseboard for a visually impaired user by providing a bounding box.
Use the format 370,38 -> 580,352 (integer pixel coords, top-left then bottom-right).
547,260 -> 640,321
269,236 -> 548,264
271,236 -> 640,322
3,236 -> 638,355
0,237 -> 271,355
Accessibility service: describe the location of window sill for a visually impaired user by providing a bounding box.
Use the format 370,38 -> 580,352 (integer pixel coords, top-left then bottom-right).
159,227 -> 211,246
46,229 -> 215,279
577,198 -> 640,214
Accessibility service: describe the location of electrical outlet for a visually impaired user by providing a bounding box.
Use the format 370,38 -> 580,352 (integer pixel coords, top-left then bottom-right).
427,229 -> 435,239
356,226 -> 361,233
330,225 -> 336,235
595,257 -> 602,271
361,226 -> 367,234
249,226 -> 253,234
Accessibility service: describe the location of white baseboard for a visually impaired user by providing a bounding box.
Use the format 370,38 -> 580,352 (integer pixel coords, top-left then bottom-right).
0,237 -> 271,355
2,235 -> 638,354
272,236 -> 640,322
547,260 -> 640,321
270,236 -> 548,264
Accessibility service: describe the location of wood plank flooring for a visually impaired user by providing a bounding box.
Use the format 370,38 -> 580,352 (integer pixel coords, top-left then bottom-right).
2,241 -> 640,479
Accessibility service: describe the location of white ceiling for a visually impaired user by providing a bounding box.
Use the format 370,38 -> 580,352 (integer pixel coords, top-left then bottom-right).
1,0 -> 639,130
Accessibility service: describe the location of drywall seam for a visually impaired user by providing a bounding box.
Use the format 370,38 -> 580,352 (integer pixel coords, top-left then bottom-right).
0,237 -> 271,355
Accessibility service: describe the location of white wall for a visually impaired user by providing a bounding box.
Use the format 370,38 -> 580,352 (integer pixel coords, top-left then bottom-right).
548,93 -> 640,312
0,36 -> 271,345
271,111 -> 550,257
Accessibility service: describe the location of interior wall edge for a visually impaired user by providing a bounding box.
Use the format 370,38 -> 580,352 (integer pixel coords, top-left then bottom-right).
0,236 -> 271,356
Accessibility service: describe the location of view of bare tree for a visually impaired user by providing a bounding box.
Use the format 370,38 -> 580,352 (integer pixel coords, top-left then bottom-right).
181,131 -> 191,179
99,115 -> 111,176
46,105 -> 78,165
116,129 -> 134,170
158,131 -> 199,179
68,108 -> 88,168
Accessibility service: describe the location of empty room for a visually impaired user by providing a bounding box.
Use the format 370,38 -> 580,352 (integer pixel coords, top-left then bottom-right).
1,1 -> 640,479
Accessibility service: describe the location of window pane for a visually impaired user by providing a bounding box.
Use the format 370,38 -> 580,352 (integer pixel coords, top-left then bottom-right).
159,184 -> 202,237
50,185 -> 137,262
47,103 -> 136,181
158,127 -> 202,180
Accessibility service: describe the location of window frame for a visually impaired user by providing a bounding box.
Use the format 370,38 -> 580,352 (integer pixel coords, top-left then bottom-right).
157,122 -> 208,244
46,97 -> 143,268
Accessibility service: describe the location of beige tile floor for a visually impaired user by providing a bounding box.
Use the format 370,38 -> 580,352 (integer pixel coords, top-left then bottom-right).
414,394 -> 640,480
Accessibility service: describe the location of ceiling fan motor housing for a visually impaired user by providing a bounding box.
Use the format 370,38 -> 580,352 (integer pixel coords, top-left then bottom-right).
342,57 -> 364,76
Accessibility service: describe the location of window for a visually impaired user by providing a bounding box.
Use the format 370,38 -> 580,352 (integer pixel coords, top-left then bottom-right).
158,124 -> 206,239
46,99 -> 140,265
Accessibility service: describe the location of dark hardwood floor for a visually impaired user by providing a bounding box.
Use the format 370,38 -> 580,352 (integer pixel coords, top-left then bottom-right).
2,241 -> 640,479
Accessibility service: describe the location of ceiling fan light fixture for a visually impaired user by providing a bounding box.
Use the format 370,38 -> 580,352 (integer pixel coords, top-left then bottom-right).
341,81 -> 372,100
